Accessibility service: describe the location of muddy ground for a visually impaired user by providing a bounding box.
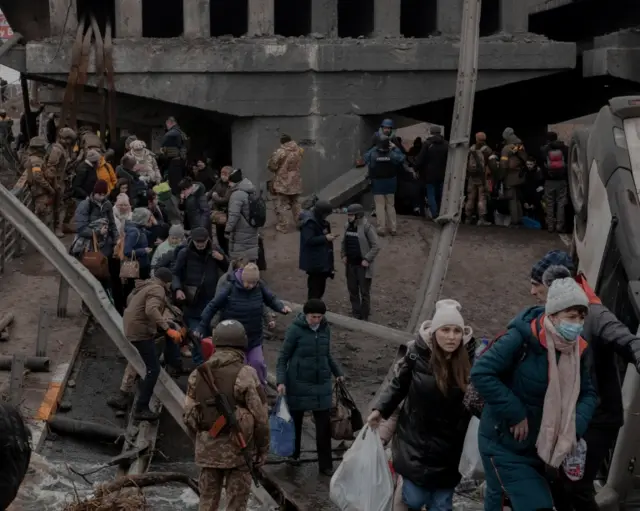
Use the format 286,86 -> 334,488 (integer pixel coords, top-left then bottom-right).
259,213 -> 562,409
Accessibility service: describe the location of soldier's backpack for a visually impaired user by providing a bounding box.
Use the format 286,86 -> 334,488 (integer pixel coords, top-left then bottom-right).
467,148 -> 486,177
545,148 -> 566,177
242,189 -> 267,228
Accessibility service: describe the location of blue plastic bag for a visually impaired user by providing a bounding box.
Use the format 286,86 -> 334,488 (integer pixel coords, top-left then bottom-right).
269,396 -> 295,457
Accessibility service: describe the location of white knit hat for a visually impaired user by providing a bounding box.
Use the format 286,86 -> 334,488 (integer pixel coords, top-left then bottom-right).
419,299 -> 473,349
545,277 -> 589,316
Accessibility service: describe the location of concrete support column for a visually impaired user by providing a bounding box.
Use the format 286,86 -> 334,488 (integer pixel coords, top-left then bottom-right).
184,0 -> 211,38
232,115 -> 373,193
500,0 -> 528,33
437,0 -> 462,35
49,0 -> 78,37
114,0 -> 143,38
311,0 -> 338,37
247,0 -> 275,36
373,0 -> 401,37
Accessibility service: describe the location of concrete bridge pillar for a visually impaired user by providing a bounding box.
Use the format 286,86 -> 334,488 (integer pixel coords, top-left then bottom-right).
311,0 -> 338,37
115,0 -> 143,38
49,0 -> 78,36
373,0 -> 401,37
248,0 -> 275,36
184,0 -> 211,37
437,0 -> 462,35
500,0 -> 528,33
231,115 -> 374,194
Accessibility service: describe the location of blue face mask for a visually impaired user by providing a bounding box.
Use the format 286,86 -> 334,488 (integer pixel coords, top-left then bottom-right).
556,321 -> 583,341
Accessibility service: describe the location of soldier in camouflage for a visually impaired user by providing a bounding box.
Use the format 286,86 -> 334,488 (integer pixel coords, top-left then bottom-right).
46,127 -> 76,237
184,320 -> 269,511
25,136 -> 57,230
267,134 -> 303,233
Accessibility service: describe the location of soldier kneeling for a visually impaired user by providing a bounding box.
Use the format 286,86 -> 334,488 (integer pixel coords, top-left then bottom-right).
184,320 -> 270,511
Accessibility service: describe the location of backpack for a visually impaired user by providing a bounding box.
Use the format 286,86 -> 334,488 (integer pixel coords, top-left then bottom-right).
546,148 -> 566,176
467,148 -> 486,176
242,189 -> 267,228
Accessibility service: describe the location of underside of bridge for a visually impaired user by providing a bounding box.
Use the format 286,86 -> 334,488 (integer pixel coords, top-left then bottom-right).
1,0 -> 639,192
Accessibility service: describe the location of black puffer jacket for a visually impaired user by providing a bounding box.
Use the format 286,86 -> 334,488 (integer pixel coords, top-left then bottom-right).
374,335 -> 474,489
414,135 -> 448,184
181,182 -> 211,234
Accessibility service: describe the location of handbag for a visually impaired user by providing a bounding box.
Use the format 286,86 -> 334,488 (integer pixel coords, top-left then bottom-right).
211,210 -> 227,225
81,232 -> 110,280
120,248 -> 140,279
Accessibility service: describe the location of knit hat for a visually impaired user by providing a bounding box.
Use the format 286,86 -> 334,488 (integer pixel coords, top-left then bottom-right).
242,263 -> 260,284
190,226 -> 209,242
475,132 -> 487,142
86,149 -> 101,163
229,168 -> 243,184
168,224 -> 185,239
419,299 -> 473,349
545,278 -> 589,316
502,127 -> 515,140
93,179 -> 109,195
303,299 -> 327,315
131,207 -> 152,225
531,250 -> 575,284
542,265 -> 572,288
115,193 -> 130,208
125,135 -> 137,149
154,267 -> 173,284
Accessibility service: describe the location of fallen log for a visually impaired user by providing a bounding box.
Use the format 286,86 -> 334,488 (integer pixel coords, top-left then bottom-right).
0,312 -> 14,333
48,416 -> 125,445
95,471 -> 200,498
0,356 -> 49,372
284,301 -> 413,346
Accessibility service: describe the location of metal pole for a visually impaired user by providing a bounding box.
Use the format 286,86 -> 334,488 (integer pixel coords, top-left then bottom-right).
411,0 -> 482,326
20,74 -> 31,142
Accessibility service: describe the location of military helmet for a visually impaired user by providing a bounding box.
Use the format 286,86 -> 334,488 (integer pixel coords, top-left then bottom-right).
213,320 -> 248,350
59,127 -> 77,141
346,203 -> 364,218
28,136 -> 47,149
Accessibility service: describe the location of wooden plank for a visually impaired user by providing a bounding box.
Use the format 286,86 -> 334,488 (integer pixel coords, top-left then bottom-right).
9,355 -> 25,406
35,308 -> 50,357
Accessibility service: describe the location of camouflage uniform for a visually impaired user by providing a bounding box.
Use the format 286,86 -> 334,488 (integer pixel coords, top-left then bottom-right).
25,137 -> 56,230
464,142 -> 492,222
267,140 -> 303,233
46,128 -> 75,236
184,321 -> 269,511
499,131 -> 528,225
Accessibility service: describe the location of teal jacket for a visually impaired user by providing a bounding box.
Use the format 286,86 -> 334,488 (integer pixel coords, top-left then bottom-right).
471,306 -> 597,460
276,313 -> 343,411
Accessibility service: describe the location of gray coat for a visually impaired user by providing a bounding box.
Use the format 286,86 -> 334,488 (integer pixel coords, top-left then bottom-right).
225,178 -> 259,261
340,217 -> 380,278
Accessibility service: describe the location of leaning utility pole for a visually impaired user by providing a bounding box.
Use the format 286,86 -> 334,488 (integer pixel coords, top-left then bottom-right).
408,0 -> 482,330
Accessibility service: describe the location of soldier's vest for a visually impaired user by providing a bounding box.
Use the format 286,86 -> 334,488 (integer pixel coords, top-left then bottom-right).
193,361 -> 244,432
26,155 -> 47,196
44,143 -> 68,179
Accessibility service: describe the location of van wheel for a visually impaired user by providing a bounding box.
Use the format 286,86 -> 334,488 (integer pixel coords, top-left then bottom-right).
569,128 -> 590,223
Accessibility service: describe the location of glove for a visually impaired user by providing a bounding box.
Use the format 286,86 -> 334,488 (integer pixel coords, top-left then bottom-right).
166,328 -> 183,344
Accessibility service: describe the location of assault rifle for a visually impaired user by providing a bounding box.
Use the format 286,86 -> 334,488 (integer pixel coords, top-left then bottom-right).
196,364 -> 261,486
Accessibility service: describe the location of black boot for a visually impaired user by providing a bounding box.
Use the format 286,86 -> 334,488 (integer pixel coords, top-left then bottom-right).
106,391 -> 133,411
133,407 -> 160,422
167,364 -> 190,378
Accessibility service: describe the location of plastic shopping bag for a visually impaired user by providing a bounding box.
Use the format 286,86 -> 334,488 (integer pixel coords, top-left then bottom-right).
458,417 -> 484,480
330,426 -> 393,511
269,396 -> 295,457
562,438 -> 588,481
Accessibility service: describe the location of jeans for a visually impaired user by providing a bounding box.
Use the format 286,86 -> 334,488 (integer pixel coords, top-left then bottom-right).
291,409 -> 333,471
185,316 -> 205,365
245,345 -> 267,385
133,339 -> 161,412
426,182 -> 444,218
401,479 -> 454,511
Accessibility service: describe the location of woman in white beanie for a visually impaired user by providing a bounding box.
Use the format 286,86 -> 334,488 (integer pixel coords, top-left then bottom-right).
368,299 -> 474,511
470,277 -> 598,511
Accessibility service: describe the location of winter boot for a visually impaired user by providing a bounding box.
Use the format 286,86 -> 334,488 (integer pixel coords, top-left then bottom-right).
133,407 -> 160,422
107,391 -> 134,411
167,364 -> 190,378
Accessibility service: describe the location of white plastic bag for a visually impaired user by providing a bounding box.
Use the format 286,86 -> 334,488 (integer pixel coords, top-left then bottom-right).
276,396 -> 292,423
330,426 -> 393,511
458,417 -> 484,480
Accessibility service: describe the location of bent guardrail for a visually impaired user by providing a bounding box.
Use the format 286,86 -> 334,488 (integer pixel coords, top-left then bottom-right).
0,183 -> 32,273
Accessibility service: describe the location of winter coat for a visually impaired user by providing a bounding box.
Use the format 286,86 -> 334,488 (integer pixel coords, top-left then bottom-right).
71,161 -> 97,200
123,277 -> 171,342
153,243 -> 182,273
116,165 -> 148,207
123,221 -> 151,270
150,240 -> 179,273
193,166 -> 217,191
197,272 -> 284,349
74,196 -> 118,257
128,148 -> 161,184
184,348 -> 270,468
113,209 -> 131,236
340,217 -> 380,278
374,334 -> 474,489
96,158 -> 117,193
299,210 -> 335,274
470,306 -> 597,507
276,313 -> 343,411
225,178 -> 259,261
210,180 -> 232,212
171,239 -> 228,318
267,140 -> 304,195
181,182 -> 211,234
415,135 -> 448,185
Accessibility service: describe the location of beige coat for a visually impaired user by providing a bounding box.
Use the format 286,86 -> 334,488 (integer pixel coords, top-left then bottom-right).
122,278 -> 171,342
